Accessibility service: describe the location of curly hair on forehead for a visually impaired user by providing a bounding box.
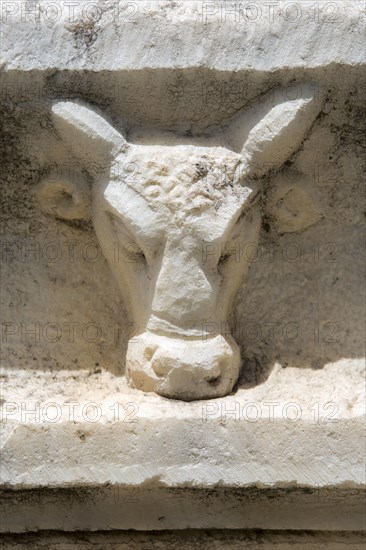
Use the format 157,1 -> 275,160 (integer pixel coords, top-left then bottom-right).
118,147 -> 248,214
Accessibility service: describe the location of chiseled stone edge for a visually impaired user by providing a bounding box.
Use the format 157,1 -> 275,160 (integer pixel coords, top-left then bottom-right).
1,413 -> 365,487
1,1 -> 365,71
1,529 -> 366,549
1,485 -> 365,531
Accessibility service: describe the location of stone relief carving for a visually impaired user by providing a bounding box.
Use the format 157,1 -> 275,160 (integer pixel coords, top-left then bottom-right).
36,84 -> 322,400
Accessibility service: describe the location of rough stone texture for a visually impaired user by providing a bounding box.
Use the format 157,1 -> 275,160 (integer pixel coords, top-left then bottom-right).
1,530 -> 366,550
1,362 -> 365,530
31,87 -> 322,401
0,0 -> 365,536
2,1 -> 364,71
1,2 -> 365,382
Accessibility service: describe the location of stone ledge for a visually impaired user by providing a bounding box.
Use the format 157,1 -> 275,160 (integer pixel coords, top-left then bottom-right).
2,413 -> 365,487
1,530 -> 365,549
1,362 -> 365,531
1,362 -> 365,485
2,1 -> 364,71
1,487 -> 365,532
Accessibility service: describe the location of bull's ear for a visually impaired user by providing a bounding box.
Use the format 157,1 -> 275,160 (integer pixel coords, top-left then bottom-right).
51,101 -> 127,168
35,168 -> 91,221
227,83 -> 323,178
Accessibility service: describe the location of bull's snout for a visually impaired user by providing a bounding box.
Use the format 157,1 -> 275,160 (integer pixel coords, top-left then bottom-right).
126,331 -> 240,400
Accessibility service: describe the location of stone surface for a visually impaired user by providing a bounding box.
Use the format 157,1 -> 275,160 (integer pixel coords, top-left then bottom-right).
0,0 -> 365,535
2,1 -> 364,71
31,86 -> 322,400
1,361 -> 365,530
1,530 -> 365,550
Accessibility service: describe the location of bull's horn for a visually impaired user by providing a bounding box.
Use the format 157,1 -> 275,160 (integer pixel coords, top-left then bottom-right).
52,101 -> 127,167
228,83 -> 323,178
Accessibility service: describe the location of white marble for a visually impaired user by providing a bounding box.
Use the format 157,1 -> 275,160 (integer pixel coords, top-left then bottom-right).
33,87 -> 322,399
0,0 -> 365,534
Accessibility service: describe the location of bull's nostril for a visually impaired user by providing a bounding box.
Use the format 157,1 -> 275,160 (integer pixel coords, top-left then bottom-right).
207,375 -> 221,387
144,346 -> 157,362
151,354 -> 174,377
218,253 -> 232,269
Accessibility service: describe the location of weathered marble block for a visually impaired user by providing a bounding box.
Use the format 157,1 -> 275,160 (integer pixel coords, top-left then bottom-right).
0,0 -> 365,533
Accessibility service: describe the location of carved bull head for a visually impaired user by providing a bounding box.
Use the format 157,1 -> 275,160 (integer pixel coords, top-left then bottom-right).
37,84 -> 322,400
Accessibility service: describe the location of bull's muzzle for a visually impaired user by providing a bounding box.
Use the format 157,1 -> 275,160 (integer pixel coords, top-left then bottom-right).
126,331 -> 240,400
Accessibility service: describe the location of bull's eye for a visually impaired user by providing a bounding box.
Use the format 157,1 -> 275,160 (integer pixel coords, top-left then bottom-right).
217,205 -> 249,271
218,252 -> 232,267
108,213 -> 147,265
124,243 -> 147,264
